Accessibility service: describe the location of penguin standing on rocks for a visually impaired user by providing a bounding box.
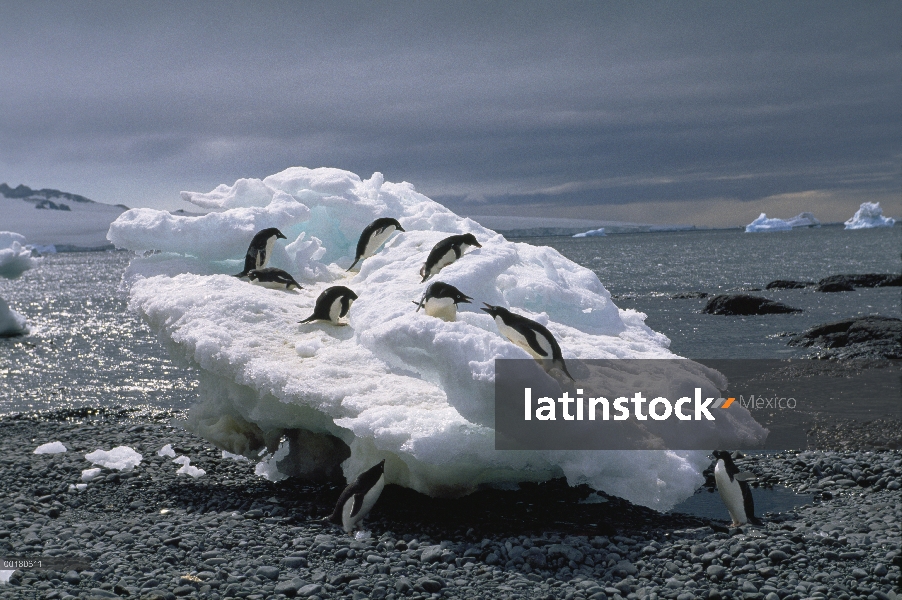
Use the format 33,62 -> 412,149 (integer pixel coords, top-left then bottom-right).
247,267 -> 302,291
414,282 -> 473,322
234,227 -> 287,277
712,450 -> 761,526
347,218 -> 405,271
329,460 -> 386,534
420,233 -> 481,282
481,304 -> 574,380
300,286 -> 358,325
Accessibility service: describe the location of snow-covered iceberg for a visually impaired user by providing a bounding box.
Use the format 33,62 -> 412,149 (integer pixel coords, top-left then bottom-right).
0,231 -> 39,279
744,212 -> 820,232
844,202 -> 896,230
572,227 -> 606,238
109,166 -> 765,510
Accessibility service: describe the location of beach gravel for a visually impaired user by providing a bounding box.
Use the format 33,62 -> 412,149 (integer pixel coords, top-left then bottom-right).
1,407 -> 899,600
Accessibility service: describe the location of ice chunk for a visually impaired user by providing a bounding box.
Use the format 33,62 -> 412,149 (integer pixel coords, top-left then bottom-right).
744,212 -> 820,232
33,441 -> 67,454
110,166 -> 767,510
0,232 -> 39,279
81,468 -> 102,482
844,201 -> 896,229
572,227 -> 606,238
172,455 -> 206,478
85,446 -> 143,471
0,296 -> 27,337
157,444 -> 176,458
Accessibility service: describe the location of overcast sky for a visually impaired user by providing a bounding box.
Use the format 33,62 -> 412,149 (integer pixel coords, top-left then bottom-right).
1,1 -> 899,227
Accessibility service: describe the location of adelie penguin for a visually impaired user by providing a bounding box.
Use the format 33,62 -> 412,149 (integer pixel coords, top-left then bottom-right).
347,217 -> 405,271
234,227 -> 287,278
420,233 -> 481,282
414,281 -> 473,322
711,450 -> 762,527
300,286 -> 358,325
247,267 -> 302,291
329,459 -> 386,534
481,304 -> 574,380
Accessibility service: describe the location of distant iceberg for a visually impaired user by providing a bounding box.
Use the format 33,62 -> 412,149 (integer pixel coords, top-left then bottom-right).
745,212 -> 820,232
109,166 -> 765,510
0,296 -> 27,337
844,202 -> 896,230
572,227 -> 606,238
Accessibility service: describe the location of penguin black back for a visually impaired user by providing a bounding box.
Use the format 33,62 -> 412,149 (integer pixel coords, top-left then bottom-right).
420,233 -> 482,282
481,304 -> 573,380
300,286 -> 358,324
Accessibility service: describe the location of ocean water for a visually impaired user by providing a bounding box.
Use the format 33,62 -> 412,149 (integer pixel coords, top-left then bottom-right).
1,225 -> 898,415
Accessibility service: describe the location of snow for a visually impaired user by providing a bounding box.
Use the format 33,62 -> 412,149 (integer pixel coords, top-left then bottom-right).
33,441 -> 67,454
744,212 -> 820,232
84,446 -> 143,471
0,231 -> 39,279
81,468 -> 102,482
572,227 -> 606,238
844,202 -> 896,229
109,166 -> 766,510
0,195 -> 127,249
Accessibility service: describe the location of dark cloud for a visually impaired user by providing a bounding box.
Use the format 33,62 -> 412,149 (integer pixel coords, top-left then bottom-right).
1,1 -> 898,224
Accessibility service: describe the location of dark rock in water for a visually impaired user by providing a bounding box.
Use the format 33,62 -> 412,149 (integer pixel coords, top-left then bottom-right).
817,273 -> 902,288
671,291 -> 709,299
702,294 -> 802,316
765,280 -> 816,290
788,315 -> 902,359
816,281 -> 855,293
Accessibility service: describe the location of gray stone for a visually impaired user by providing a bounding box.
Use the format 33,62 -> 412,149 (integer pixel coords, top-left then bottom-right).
297,583 -> 324,597
420,544 -> 443,563
707,565 -> 726,579
256,565 -> 280,580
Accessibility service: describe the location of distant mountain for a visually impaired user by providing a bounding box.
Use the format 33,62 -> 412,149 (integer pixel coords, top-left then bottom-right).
0,183 -> 130,250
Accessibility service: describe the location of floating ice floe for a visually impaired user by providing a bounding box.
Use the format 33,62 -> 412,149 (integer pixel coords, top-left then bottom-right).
572,227 -> 606,238
0,296 -> 27,337
744,212 -> 820,232
33,441 -> 67,454
0,231 -> 39,279
109,166 -> 766,510
844,202 -> 896,230
85,446 -> 143,471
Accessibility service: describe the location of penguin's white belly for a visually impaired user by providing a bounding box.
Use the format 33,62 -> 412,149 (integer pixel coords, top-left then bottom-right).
363,228 -> 395,259
432,250 -> 457,273
341,475 -> 385,533
494,318 -> 546,359
261,236 -> 277,268
715,461 -> 747,525
424,297 -> 457,322
328,298 -> 343,322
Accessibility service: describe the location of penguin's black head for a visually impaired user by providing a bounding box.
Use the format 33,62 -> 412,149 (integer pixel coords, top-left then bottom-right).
461,233 -> 482,248
386,218 -> 405,232
711,450 -> 732,462
257,227 -> 286,240
480,303 -> 507,318
455,291 -> 473,305
429,282 -> 472,305
345,288 -> 359,301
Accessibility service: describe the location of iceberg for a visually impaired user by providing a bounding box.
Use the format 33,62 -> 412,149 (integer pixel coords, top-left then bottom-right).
109,166 -> 765,510
0,232 -> 39,279
572,227 -> 606,238
744,212 -> 820,232
844,202 -> 896,230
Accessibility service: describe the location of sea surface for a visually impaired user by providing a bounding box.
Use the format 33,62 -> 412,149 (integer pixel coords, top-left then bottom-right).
1,224 -> 898,416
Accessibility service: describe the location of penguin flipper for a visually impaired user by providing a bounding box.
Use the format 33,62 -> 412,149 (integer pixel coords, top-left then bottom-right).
300,315 -> 317,324
522,327 -> 551,359
349,493 -> 366,518
347,258 -> 360,272
740,481 -> 759,526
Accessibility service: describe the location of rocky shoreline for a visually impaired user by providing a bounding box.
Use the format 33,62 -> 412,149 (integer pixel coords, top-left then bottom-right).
1,408 -> 900,600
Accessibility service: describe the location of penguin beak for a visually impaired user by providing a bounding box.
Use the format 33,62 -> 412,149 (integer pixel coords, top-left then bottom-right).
458,294 -> 473,304
480,302 -> 495,315
473,241 -> 483,248
277,231 -> 287,239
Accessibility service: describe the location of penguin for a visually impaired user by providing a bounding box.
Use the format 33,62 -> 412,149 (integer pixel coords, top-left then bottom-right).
481,304 -> 574,380
420,233 -> 482,282
247,267 -> 302,291
711,450 -> 762,527
329,459 -> 386,534
347,217 -> 405,271
300,286 -> 358,324
234,227 -> 287,277
414,282 -> 473,322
